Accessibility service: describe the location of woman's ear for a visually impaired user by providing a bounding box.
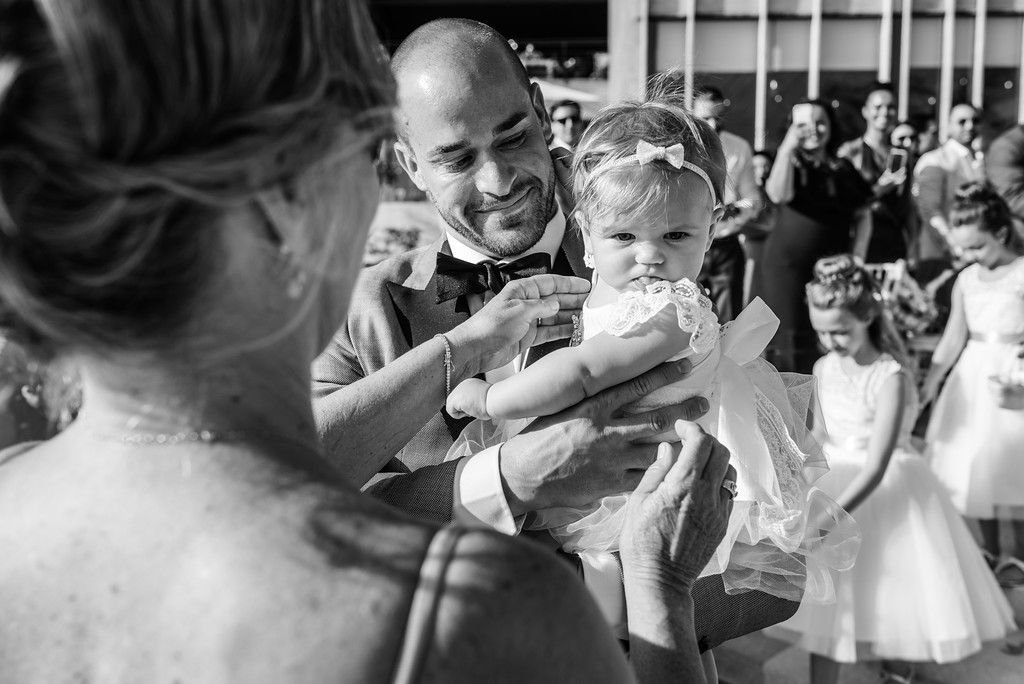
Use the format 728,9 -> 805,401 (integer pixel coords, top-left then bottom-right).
255,185 -> 310,255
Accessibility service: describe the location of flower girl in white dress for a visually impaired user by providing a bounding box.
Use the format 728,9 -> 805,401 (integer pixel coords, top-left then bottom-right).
770,255 -> 1014,684
446,90 -> 859,607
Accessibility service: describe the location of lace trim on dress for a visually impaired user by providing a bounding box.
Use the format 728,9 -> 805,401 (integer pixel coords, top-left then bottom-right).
592,278 -> 720,355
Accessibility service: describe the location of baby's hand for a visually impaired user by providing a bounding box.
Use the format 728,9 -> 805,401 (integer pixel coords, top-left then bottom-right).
446,378 -> 493,420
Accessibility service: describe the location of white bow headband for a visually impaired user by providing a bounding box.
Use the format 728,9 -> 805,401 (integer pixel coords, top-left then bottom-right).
622,140 -> 720,208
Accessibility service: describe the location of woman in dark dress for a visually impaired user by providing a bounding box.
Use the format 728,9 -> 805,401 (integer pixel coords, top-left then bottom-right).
760,99 -> 873,373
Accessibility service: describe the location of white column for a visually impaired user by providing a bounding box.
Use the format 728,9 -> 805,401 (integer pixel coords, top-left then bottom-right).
638,0 -> 650,100
808,0 -> 823,98
898,0 -> 912,121
1019,18 -> 1024,123
879,0 -> 894,83
684,0 -> 696,108
939,0 -> 956,140
972,0 -> 988,108
755,0 -> 769,150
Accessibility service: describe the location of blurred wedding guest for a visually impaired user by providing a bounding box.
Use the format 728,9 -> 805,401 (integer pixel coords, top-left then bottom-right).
549,99 -> 583,149
838,84 -> 912,263
693,86 -> 760,322
740,149 -> 777,304
759,99 -> 872,373
912,103 -> 985,313
0,335 -> 48,449
985,121 -> 1024,239
0,2 -> 732,682
916,116 -> 940,156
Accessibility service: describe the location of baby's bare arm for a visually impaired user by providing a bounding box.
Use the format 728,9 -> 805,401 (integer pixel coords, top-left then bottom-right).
485,307 -> 692,419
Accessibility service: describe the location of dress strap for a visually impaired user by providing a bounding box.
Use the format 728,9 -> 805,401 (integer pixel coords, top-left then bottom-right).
392,526 -> 464,684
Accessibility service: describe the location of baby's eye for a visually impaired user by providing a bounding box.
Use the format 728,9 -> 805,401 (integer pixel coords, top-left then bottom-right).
664,232 -> 687,241
611,233 -> 634,242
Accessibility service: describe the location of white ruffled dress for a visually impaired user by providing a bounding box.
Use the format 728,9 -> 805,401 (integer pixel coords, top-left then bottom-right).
450,278 -> 860,603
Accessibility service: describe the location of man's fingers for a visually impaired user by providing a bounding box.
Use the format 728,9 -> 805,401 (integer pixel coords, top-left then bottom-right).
505,274 -> 590,299
602,359 -> 694,415
631,442 -> 677,496
533,323 -> 575,345
537,309 -> 580,327
614,396 -> 709,442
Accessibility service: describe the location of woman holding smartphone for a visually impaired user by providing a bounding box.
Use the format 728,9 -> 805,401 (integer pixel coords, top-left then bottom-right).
759,99 -> 873,373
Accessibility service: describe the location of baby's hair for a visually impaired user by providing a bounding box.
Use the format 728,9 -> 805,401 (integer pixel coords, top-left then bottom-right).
807,255 -> 910,367
570,74 -> 726,229
950,182 -> 1020,248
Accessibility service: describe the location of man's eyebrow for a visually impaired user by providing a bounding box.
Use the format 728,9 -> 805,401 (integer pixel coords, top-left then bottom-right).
426,113 -> 531,160
493,112 -> 529,136
427,140 -> 470,160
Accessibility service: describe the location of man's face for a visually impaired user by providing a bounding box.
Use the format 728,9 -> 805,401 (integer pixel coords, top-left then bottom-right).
693,97 -> 726,133
948,105 -> 981,147
861,89 -> 896,134
550,105 -> 582,148
395,62 -> 556,258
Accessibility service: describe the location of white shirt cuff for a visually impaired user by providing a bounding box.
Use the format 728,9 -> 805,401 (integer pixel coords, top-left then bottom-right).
580,550 -> 627,636
453,444 -> 521,536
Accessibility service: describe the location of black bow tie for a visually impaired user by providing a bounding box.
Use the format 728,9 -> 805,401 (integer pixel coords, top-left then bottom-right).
435,251 -> 551,305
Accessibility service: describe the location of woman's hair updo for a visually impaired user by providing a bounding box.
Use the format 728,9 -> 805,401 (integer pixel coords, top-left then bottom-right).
950,182 -> 1019,247
570,74 -> 726,228
0,0 -> 395,355
806,254 -> 908,364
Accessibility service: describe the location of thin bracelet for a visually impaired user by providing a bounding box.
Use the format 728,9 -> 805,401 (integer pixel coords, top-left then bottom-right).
434,333 -> 452,397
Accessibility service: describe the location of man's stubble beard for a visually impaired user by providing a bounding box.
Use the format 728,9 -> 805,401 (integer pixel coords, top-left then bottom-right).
430,179 -> 557,258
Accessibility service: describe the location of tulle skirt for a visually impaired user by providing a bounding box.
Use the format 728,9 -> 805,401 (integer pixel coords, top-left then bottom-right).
927,340 -> 1024,517
448,355 -> 861,604
770,443 -> 1015,663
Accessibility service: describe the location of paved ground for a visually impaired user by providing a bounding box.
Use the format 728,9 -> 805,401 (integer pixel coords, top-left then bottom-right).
716,586 -> 1024,683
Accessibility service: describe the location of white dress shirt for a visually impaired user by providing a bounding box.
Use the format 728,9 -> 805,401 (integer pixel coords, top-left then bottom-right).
446,211 -> 628,628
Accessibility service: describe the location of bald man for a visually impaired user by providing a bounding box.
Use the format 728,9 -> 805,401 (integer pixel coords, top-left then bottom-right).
313,18 -> 797,647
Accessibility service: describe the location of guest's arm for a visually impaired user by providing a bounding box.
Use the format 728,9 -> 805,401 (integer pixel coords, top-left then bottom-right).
986,133 -> 1024,220
913,159 -> 951,244
921,277 -> 969,406
765,125 -> 803,205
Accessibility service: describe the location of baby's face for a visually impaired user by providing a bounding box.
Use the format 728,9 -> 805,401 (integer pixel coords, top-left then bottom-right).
584,174 -> 714,292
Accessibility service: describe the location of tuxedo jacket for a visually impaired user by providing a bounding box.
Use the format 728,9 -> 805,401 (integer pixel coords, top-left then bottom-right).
312,229 -> 589,522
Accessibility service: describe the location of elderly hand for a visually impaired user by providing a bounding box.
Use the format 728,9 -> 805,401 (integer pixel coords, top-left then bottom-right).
446,274 -> 590,378
620,422 -> 735,590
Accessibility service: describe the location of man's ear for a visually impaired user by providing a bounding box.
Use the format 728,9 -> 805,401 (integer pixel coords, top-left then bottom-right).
393,139 -> 429,192
529,82 -> 553,144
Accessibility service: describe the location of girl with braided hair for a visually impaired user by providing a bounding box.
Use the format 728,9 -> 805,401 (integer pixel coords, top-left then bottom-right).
771,254 -> 1013,684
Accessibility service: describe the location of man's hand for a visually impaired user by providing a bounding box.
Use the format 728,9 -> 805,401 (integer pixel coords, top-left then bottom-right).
498,359 -> 711,515
446,274 -> 590,379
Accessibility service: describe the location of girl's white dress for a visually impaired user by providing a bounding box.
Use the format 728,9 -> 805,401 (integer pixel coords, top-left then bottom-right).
450,279 -> 859,603
927,258 -> 1024,517
771,352 -> 1014,663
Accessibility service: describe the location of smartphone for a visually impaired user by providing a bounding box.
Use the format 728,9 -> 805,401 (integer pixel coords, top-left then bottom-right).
887,148 -> 909,174
791,103 -> 815,130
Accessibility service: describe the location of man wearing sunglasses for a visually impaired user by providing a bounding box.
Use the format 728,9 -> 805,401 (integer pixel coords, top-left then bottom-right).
549,99 -> 583,150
